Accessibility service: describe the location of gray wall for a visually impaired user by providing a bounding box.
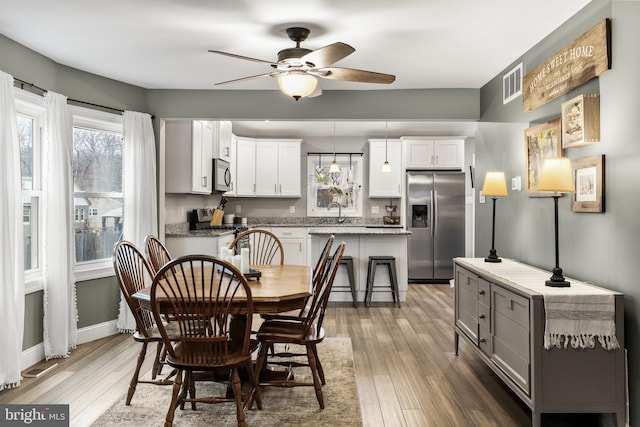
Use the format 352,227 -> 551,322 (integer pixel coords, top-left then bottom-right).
475,1 -> 639,423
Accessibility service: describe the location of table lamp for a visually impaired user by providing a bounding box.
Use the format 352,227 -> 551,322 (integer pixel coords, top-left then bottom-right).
482,171 -> 509,262
536,157 -> 575,287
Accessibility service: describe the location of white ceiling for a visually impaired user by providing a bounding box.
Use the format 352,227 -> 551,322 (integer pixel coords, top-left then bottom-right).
0,0 -> 591,136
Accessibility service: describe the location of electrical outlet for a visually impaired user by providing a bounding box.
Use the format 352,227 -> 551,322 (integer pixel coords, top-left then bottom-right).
512,176 -> 522,192
371,206 -> 379,214
236,205 -> 241,213
479,193 -> 486,204
289,205 -> 295,213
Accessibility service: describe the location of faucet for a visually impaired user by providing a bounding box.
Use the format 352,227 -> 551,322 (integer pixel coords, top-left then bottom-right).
328,201 -> 346,223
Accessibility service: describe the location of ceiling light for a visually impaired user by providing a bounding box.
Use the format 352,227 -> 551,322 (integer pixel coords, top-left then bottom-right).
382,121 -> 391,172
277,71 -> 318,101
329,122 -> 341,173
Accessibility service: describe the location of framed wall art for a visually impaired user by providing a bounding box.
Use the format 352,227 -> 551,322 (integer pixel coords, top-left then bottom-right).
524,118 -> 563,196
561,93 -> 600,148
572,154 -> 605,213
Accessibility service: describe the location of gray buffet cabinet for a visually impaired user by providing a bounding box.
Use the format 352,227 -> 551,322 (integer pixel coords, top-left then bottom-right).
453,258 -> 626,427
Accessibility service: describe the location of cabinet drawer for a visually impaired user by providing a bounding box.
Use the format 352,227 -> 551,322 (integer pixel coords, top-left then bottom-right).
478,278 -> 491,306
479,326 -> 491,355
270,227 -> 306,238
492,285 -> 529,329
478,303 -> 490,330
456,267 -> 478,313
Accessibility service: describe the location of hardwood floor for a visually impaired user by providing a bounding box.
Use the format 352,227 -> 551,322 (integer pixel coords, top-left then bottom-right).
1,284 -> 608,426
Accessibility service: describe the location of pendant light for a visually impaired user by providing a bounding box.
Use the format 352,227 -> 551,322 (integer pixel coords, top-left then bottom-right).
329,122 -> 341,173
381,121 -> 391,172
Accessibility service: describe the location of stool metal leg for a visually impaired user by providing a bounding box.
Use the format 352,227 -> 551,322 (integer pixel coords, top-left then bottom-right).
388,261 -> 400,308
345,259 -> 357,308
365,260 -> 374,308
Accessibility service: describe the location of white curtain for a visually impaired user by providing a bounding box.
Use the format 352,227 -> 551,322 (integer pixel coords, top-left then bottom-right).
0,70 -> 25,390
118,111 -> 158,332
43,91 -> 77,359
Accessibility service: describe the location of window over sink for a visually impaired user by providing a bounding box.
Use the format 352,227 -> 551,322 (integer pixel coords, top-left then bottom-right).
306,154 -> 363,218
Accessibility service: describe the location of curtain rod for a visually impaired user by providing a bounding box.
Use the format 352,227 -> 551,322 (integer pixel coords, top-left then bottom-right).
13,77 -> 155,119
307,152 -> 363,156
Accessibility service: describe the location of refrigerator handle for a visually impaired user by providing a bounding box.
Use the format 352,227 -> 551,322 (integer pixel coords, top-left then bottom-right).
433,190 -> 438,235
430,190 -> 434,237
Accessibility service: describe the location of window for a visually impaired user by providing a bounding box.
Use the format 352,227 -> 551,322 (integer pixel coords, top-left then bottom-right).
15,90 -> 44,287
71,107 -> 124,273
306,154 -> 363,217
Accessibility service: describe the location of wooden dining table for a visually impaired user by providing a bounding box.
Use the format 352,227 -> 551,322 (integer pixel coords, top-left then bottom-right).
132,263 -> 312,316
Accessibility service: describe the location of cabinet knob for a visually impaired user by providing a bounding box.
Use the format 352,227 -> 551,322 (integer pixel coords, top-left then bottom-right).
480,337 -> 486,343
479,314 -> 485,319
479,290 -> 485,295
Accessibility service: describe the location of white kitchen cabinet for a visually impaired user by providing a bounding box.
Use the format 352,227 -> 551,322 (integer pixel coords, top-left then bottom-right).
270,227 -> 307,265
403,137 -> 464,170
165,236 -> 217,257
214,120 -> 233,162
368,138 -> 402,198
224,134 -> 238,197
165,120 -> 214,194
235,137 -> 257,196
217,232 -> 236,255
233,138 -> 301,197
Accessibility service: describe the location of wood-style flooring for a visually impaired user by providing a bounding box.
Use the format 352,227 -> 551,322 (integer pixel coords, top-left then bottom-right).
0,284 -> 609,426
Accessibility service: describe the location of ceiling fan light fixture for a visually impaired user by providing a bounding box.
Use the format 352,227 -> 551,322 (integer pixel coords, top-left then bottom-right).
277,71 -> 318,100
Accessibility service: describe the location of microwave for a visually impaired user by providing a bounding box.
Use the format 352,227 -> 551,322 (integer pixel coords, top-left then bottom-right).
212,158 -> 231,192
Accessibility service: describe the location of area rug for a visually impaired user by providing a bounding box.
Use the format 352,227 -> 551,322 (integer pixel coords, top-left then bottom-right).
92,337 -> 362,426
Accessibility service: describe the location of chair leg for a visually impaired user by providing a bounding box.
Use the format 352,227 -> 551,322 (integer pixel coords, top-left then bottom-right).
244,359 -> 263,411
152,342 -> 163,380
230,367 -> 246,427
306,344 -> 324,409
311,344 -> 326,385
165,369 -> 182,427
126,341 -> 148,405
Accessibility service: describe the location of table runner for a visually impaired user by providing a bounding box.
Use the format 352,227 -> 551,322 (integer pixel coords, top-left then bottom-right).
459,258 -> 620,351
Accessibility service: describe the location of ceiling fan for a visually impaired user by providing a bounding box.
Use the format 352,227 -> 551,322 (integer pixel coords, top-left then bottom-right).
209,27 -> 396,100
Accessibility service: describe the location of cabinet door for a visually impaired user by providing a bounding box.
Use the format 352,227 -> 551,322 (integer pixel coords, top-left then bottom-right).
191,120 -> 213,194
255,141 -> 279,196
455,266 -> 479,344
268,227 -> 307,265
216,120 -> 233,162
277,142 -> 301,197
224,134 -> 237,197
434,140 -> 463,169
404,139 -> 434,169
166,236 -> 217,258
369,139 -> 402,198
235,137 -> 256,196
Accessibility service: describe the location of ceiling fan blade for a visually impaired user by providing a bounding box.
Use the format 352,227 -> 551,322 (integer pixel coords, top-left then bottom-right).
208,50 -> 275,66
301,42 -> 355,68
316,67 -> 396,84
214,72 -> 275,86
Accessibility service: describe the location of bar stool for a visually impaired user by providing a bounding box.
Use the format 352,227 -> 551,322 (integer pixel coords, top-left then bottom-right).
329,255 -> 357,307
365,256 -> 400,308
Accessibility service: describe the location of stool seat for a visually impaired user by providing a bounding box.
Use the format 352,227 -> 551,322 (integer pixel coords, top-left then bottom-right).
365,256 -> 400,308
329,255 -> 357,307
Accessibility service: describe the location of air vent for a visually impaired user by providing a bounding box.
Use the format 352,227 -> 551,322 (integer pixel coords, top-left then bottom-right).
503,63 -> 523,104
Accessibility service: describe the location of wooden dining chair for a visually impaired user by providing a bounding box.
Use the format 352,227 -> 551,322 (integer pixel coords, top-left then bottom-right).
112,240 -> 174,405
144,234 -> 172,274
254,241 -> 346,409
229,229 -> 284,265
150,254 -> 262,427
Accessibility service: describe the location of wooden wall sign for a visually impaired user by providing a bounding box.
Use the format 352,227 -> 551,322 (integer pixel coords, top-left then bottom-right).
523,19 -> 611,112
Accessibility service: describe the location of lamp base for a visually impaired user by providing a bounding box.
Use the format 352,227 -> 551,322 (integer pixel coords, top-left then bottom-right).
484,249 -> 502,263
545,267 -> 571,287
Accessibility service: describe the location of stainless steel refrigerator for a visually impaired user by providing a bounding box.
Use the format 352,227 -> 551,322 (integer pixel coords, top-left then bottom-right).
406,171 -> 465,282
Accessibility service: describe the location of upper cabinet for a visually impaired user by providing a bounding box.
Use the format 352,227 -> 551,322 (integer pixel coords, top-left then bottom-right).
233,138 -> 301,197
215,120 -> 233,162
164,119 -> 234,195
403,137 -> 464,170
165,120 -> 214,194
368,138 -> 402,198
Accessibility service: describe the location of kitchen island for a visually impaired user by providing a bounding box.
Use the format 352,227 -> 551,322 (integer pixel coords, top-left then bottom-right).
308,227 -> 411,304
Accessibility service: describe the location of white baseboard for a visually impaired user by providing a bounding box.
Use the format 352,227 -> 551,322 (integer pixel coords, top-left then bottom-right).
21,320 -> 118,370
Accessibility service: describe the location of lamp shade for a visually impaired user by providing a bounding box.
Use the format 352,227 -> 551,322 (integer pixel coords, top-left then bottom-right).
481,171 -> 508,196
277,72 -> 318,100
536,157 -> 575,193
